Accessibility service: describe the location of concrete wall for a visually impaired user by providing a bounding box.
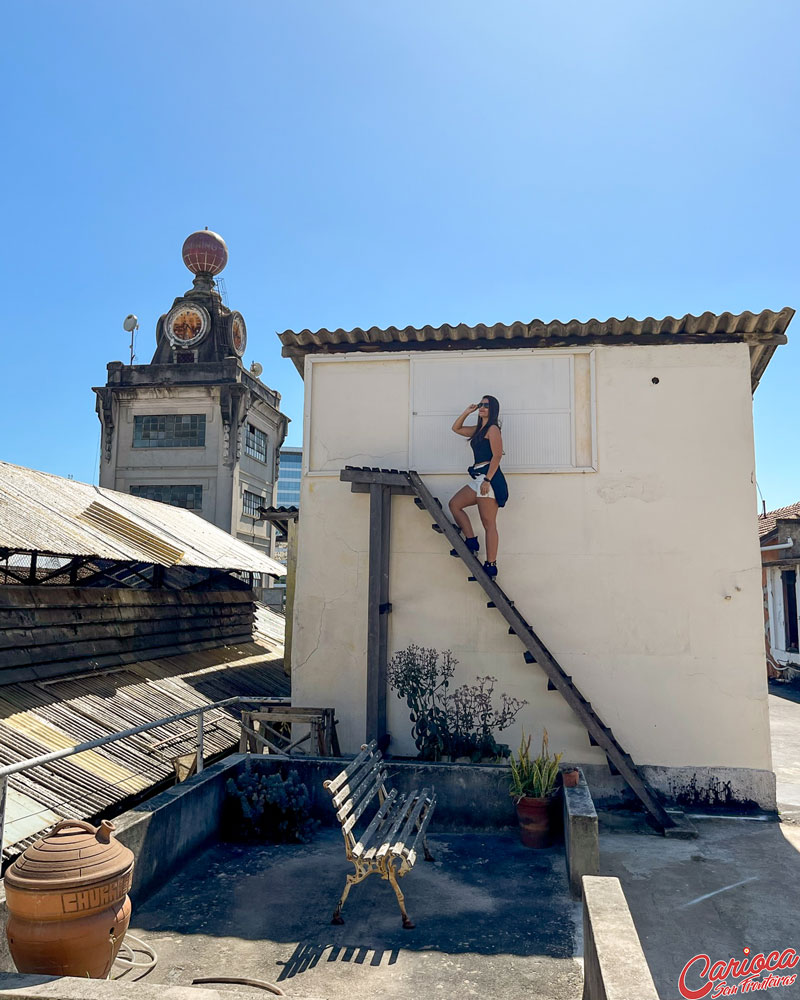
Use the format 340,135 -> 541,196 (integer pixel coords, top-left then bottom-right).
291,343 -> 772,792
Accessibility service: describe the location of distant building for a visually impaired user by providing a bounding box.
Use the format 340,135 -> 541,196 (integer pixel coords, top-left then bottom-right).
93,230 -> 288,564
759,500 -> 800,680
276,447 -> 302,507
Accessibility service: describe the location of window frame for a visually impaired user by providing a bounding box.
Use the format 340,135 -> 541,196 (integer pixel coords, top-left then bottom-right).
244,423 -> 269,464
129,484 -> 203,510
132,414 -> 206,449
242,489 -> 265,519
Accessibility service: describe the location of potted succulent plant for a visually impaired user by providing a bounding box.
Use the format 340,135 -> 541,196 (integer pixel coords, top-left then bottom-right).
509,729 -> 563,848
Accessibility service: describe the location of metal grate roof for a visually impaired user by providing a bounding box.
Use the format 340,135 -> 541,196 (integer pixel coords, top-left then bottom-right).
0,462 -> 285,576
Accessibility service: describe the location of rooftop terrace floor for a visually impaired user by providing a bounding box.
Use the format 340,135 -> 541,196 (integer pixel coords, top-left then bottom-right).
127,828 -> 584,1000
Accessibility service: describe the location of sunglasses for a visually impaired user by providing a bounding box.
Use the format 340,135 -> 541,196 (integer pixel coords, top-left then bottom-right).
478,402 -> 489,408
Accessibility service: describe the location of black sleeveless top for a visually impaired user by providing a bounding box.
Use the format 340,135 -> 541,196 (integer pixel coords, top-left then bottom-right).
469,432 -> 509,507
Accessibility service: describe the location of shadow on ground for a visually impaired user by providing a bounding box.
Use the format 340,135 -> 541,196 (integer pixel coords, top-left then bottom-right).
129,828 -> 583,1000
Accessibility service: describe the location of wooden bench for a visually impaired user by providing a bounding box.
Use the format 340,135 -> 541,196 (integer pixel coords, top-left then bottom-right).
323,740 -> 437,929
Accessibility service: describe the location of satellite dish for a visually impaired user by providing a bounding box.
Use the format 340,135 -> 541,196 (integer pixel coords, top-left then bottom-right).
123,314 -> 139,332
250,362 -> 263,378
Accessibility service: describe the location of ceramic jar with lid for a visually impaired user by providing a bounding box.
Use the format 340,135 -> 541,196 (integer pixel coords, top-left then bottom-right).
4,819 -> 135,978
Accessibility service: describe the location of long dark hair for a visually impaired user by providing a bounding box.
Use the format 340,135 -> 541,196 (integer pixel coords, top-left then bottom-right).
470,394 -> 501,444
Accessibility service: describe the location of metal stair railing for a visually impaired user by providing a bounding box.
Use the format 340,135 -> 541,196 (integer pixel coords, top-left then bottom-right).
404,470 -> 680,835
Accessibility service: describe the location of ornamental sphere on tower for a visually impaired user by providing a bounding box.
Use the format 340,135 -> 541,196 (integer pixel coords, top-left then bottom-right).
181,229 -> 228,275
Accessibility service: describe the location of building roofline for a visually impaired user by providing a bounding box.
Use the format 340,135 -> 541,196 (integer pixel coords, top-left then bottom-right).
278,307 -> 794,392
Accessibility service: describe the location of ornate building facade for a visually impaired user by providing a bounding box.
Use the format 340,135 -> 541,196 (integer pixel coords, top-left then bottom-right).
94,230 -> 288,562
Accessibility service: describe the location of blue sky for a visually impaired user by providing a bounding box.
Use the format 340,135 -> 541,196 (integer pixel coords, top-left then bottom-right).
2,1 -> 798,508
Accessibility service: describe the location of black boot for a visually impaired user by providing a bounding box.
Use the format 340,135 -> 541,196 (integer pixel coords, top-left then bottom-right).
483,560 -> 497,578
450,534 -> 480,557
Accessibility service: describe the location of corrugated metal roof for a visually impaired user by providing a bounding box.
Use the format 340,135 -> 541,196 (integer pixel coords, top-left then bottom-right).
0,634 -> 289,859
279,307 -> 794,380
0,462 -> 285,576
758,501 -> 800,538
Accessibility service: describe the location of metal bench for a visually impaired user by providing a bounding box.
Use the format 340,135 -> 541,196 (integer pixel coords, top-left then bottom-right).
323,740 -> 436,929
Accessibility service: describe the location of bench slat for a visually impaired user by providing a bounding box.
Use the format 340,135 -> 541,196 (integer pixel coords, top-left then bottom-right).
335,761 -> 387,824
362,798 -> 409,860
323,741 -> 377,795
390,787 -> 431,859
403,792 -> 436,867
374,789 -> 420,859
342,769 -> 389,835
352,788 -> 399,858
331,755 -> 384,811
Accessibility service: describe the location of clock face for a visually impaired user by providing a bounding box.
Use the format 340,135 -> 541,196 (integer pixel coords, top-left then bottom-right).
231,312 -> 247,356
165,303 -> 209,347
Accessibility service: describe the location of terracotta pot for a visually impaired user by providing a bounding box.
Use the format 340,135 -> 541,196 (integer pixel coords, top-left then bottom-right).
562,768 -> 580,788
4,819 -> 135,978
515,795 -> 553,848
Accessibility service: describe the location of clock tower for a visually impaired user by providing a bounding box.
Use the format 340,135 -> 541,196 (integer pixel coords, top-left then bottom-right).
93,230 -> 288,568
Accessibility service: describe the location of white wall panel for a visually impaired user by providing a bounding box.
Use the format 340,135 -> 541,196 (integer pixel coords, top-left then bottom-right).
409,353 -> 585,472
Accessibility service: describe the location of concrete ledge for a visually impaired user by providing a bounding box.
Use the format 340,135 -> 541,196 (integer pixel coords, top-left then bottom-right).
563,769 -> 599,898
580,763 -> 777,814
582,875 -> 658,1000
0,972 -> 327,999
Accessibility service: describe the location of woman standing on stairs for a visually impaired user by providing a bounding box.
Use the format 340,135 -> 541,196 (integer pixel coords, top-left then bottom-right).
448,395 -> 508,578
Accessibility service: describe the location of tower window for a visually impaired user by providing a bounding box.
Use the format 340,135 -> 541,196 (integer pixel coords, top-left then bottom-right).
133,414 -> 206,448
245,424 -> 268,463
243,490 -> 264,518
130,485 -> 203,510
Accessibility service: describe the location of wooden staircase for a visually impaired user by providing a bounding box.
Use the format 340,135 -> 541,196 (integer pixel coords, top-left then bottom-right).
341,465 -> 690,836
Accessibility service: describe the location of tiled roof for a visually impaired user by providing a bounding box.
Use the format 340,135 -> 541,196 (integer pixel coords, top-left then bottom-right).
758,501 -> 800,538
278,307 -> 794,388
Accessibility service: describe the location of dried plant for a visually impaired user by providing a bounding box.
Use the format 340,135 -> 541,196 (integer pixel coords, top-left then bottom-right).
387,644 -> 527,761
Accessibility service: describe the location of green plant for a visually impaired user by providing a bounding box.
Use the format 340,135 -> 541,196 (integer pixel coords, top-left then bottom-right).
509,729 -> 563,801
224,762 -> 317,843
387,644 -> 527,761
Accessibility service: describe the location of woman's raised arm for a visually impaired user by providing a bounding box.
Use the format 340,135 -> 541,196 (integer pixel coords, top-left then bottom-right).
452,403 -> 478,437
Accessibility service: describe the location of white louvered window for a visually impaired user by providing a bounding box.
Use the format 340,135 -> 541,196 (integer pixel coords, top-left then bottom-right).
409,352 -> 594,473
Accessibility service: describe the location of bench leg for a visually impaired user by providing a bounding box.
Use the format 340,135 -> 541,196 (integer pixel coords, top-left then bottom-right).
386,861 -> 415,929
331,874 -> 356,925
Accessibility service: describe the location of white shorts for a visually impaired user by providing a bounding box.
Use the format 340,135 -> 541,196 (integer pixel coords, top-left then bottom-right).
466,465 -> 495,500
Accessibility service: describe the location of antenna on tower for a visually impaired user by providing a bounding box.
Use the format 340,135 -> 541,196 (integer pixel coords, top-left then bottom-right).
123,315 -> 139,365
215,276 -> 230,307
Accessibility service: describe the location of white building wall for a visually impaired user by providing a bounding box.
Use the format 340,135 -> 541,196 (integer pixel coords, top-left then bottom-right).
292,343 -> 770,773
